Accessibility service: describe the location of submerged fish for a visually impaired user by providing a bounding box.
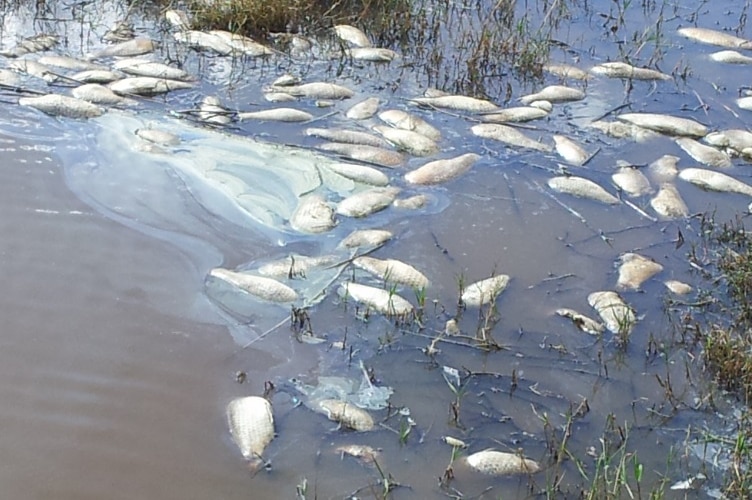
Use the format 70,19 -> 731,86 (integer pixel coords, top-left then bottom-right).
555,308 -> 605,335
675,137 -> 731,168
315,399 -> 375,431
264,92 -> 296,103
519,85 -> 585,104
89,38 -> 155,59
113,59 -> 194,81
553,135 -> 589,165
326,163 -> 390,186
650,183 -> 689,219
409,95 -> 499,113
305,127 -> 390,148
209,268 -> 298,302
678,167 -> 752,196
198,96 -> 232,126
543,63 -> 590,80
590,61 -> 671,80
480,106 -> 549,123
333,25 -> 371,47
588,290 -> 636,336
336,444 -> 380,464
617,253 -> 663,290
0,69 -> 20,87
0,34 -> 58,57
135,128 -> 180,146
9,59 -> 60,83
339,282 -> 413,316
226,396 -> 274,464
237,108 -> 313,122
173,30 -> 234,55
378,109 -> 441,141
336,186 -> 400,217
352,256 -> 430,289
18,94 -> 103,119
460,450 -> 540,476
677,27 -> 752,49
612,165 -> 652,197
461,275 -> 510,307
346,97 -> 380,120
258,254 -> 339,278
588,120 -> 658,142
404,153 -> 480,185
547,176 -> 620,204
290,195 -> 336,233
372,125 -> 440,156
165,9 -> 192,31
266,82 -> 354,100
471,123 -> 551,152
616,113 -> 708,137
393,194 -> 428,209
319,142 -> 405,167
736,96 -> 752,111
338,229 -> 393,249
647,155 -> 680,183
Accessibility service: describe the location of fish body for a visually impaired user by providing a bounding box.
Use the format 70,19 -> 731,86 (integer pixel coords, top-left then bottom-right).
612,166 -> 652,197
352,256 -> 430,289
237,108 -> 312,122
588,291 -> 636,335
315,399 -> 374,431
209,30 -> 273,57
306,127 -> 390,148
267,82 -> 353,100
710,50 -> 752,64
18,94 -> 103,118
113,59 -> 194,81
0,34 -> 58,57
0,69 -> 20,87
372,125 -> 439,156
393,194 -> 428,209
378,109 -> 441,141
547,176 -> 620,204
678,167 -> 752,196
333,25 -> 371,47
410,95 -> 499,113
616,113 -> 708,137
346,47 -> 398,62
37,55 -> 104,71
226,396 -> 274,461
327,163 -> 390,186
89,38 -> 155,59
9,59 -> 60,83
71,83 -> 127,106
290,195 -> 336,233
405,153 -> 479,185
481,106 -> 548,123
675,138 -> 731,168
109,77 -> 193,95
258,255 -> 339,278
198,96 -> 231,125
209,268 -> 298,302
471,123 -> 551,152
648,155 -> 680,183
677,27 -> 752,49
588,120 -> 658,142
461,450 -> 540,475
553,135 -> 589,165
319,142 -> 404,167
346,97 -> 380,119
462,275 -> 510,307
543,63 -> 589,80
338,229 -> 392,249
590,61 -> 671,80
339,282 -> 413,316
617,253 -> 663,290
135,128 -> 180,146
704,129 -> 752,153
665,280 -> 693,295
336,187 -> 400,217
555,308 -> 604,335
519,85 -> 585,104
72,70 -> 123,84
173,30 -> 234,55
650,183 -> 689,219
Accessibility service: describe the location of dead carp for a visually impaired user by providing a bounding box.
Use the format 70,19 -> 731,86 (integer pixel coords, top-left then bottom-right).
336,187 -> 401,217
409,95 -> 499,113
461,275 -> 510,307
290,195 -> 336,234
258,255 -> 339,278
315,399 -> 375,431
18,94 -> 103,119
88,38 -> 156,59
346,47 -> 399,62
704,129 -> 752,153
471,123 -> 551,152
305,127 -> 390,149
198,96 -> 232,126
736,96 -> 752,111
405,153 -> 480,185
339,282 -> 413,316
266,82 -> 354,100
319,142 -> 404,167
378,109 -> 441,141
109,77 -> 193,95
173,30 -> 234,55
480,106 -> 549,123
553,135 -> 589,165
650,183 -> 689,219
338,229 -> 393,249
647,155 -> 680,183
71,69 -> 122,84
616,113 -> 708,138
678,167 -> 752,196
588,291 -> 636,335
71,83 -> 127,106
209,30 -> 273,57
543,63 -> 590,80
226,396 -> 274,464
611,164 -> 653,197
352,256 -> 430,289
664,280 -> 693,295
519,85 -> 585,104
9,59 -> 60,84
617,253 -> 663,290
677,27 -> 752,49
675,138 -> 731,168
371,125 -> 440,156
209,268 -> 298,302
588,120 -> 658,142
333,25 -> 371,47
113,59 -> 194,81
237,108 -> 313,122
0,69 -> 20,87
0,34 -> 58,57
709,50 -> 752,64
547,176 -> 620,204
590,61 -> 671,80
460,450 -> 540,476
326,163 -> 390,186
346,97 -> 380,120
264,92 -> 296,103
38,55 -> 104,71
555,308 -> 605,335
393,194 -> 428,209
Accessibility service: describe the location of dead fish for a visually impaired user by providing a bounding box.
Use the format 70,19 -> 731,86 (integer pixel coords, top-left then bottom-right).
0,34 -> 58,57
336,186 -> 400,217
543,63 -> 590,80
480,106 -> 549,123
519,85 -> 585,104
198,96 -> 232,126
616,113 -> 708,138
617,253 -> 663,290
736,96 -> 752,111
372,125 -> 440,156
471,123 -> 551,152
113,59 -> 194,81
709,50 -> 752,64
339,282 -> 413,316
165,9 -> 192,31
326,163 -> 390,186
9,59 -> 60,83
336,444 -> 380,464
664,280 -> 693,295
18,94 -> 103,119
405,153 -> 480,185
102,20 -> 134,43
109,77 -> 194,95
346,97 -> 380,119
88,38 -> 155,59
588,120 -> 658,142
675,137 -> 731,168
333,25 -> 371,47
587,291 -> 636,335
38,55 -> 104,71
590,61 -> 671,80
547,176 -> 620,204
290,195 -> 336,233
272,74 -> 300,86
264,92 -> 296,103
378,109 -> 441,141
266,82 -> 354,100
208,268 -> 298,302
226,396 -> 274,463
72,70 -> 123,84
704,129 -> 752,153
352,256 -> 430,289
209,30 -> 274,57
173,30 -> 234,55
393,194 -> 428,209
338,229 -> 393,249
677,27 -> 752,49
0,69 -> 20,87
555,308 -> 605,335
319,142 -> 405,167
237,108 -> 313,122
648,155 -> 680,183
305,127 -> 390,148
678,167 -> 752,196
612,164 -> 652,197
135,128 -> 180,146
410,95 -> 499,113
650,183 -> 689,219
258,254 -> 339,278
553,135 -> 589,165
346,47 -> 399,62
71,83 -> 126,106
316,399 -> 375,431
461,275 -> 510,307
460,450 -> 540,476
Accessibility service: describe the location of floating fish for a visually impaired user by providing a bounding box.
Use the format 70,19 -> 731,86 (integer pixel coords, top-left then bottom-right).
264,92 -> 296,103
306,127 -> 390,148
664,280 -> 693,295
290,195 -> 336,233
461,275 -> 510,307
547,176 -> 620,204
272,74 -> 300,86
326,163 -> 390,186
709,50 -> 752,64
480,106 -> 549,123
346,47 -> 399,62
113,59 -> 194,81
72,69 -> 123,84
393,194 -> 428,209
372,125 -> 440,156
587,291 -> 636,335
338,229 -> 393,249
736,96 -> 752,111
617,253 -> 663,290
333,25 -> 371,47
678,167 -> 752,196
89,38 -> 155,59
209,30 -> 273,57
677,27 -> 752,49
346,97 -> 380,119
339,282 -> 413,316
675,137 -> 731,168
461,450 -> 540,476
209,268 -> 298,302
315,399 -> 375,431
519,85 -> 585,104
588,120 -> 658,142
616,113 -> 708,137
198,96 -> 232,126
410,95 -> 499,113
650,183 -> 689,219
173,30 -> 234,55
266,82 -> 354,100
553,135 -> 589,165
258,254 -> 339,278
102,20 -> 134,43
647,155 -> 680,183
704,129 -> 752,153
71,83 -> 128,106
319,142 -> 405,167
226,396 -> 274,464
164,9 -> 192,31
543,63 -> 590,80
0,34 -> 58,57
590,61 -> 671,80
612,164 -> 653,197
378,109 -> 441,141
18,94 -> 103,119
352,256 -> 430,289
237,108 -> 313,122
135,128 -> 180,146
109,77 -> 193,95
9,59 -> 60,84
0,69 -> 20,87
38,55 -> 104,71
404,153 -> 480,185
336,186 -> 400,217
555,308 -> 605,335
529,100 -> 554,112
471,123 -> 551,152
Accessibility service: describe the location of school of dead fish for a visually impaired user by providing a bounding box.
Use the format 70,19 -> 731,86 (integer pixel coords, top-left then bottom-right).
2,12 -> 751,482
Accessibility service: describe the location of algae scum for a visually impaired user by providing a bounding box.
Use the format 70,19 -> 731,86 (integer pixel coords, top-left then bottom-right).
3,0 -> 752,497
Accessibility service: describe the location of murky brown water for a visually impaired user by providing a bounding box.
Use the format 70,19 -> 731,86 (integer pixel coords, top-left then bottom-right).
2,0 -> 752,497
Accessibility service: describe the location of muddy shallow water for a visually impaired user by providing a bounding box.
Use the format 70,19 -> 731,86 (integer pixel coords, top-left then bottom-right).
1,0 -> 752,498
